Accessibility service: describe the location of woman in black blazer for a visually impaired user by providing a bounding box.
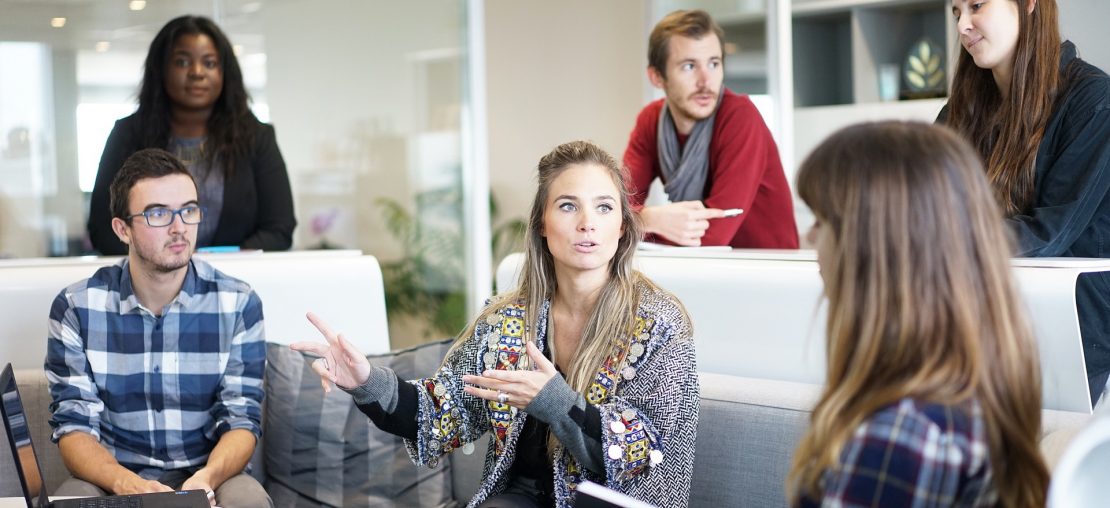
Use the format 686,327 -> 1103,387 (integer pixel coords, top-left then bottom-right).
88,15 -> 295,255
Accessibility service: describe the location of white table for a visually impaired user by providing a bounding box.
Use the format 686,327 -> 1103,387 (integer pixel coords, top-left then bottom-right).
0,250 -> 392,371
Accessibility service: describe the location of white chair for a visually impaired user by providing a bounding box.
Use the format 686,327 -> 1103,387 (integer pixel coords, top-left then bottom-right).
1048,412 -> 1110,507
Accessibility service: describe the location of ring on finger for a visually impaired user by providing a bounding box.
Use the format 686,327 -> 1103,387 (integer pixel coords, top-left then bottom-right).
497,390 -> 509,404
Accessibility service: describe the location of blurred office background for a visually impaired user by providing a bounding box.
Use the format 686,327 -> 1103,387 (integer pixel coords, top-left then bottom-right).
0,0 -> 1107,345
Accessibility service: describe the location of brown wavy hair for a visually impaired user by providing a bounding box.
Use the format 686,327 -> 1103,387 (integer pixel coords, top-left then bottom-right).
648,9 -> 724,78
943,0 -> 1061,215
789,122 -> 1048,507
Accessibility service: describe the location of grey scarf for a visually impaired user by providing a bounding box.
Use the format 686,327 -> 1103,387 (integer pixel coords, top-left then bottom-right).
656,93 -> 723,202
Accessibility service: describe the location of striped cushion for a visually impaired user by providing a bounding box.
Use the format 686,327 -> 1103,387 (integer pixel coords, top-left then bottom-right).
263,340 -> 456,507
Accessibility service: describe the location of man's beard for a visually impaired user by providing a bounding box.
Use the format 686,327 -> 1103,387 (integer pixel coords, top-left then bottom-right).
136,235 -> 192,273
677,87 -> 718,121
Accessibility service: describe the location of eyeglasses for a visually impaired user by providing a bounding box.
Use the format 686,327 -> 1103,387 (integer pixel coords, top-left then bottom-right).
126,205 -> 205,227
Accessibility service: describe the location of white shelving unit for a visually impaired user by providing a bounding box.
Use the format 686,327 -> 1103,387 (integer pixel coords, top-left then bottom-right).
790,0 -> 953,164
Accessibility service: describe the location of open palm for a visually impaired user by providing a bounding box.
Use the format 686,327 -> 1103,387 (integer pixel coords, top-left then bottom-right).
290,312 -> 373,392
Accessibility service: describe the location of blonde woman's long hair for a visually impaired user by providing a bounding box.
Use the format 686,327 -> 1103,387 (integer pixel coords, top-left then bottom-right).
789,122 -> 1048,507
451,140 -> 654,400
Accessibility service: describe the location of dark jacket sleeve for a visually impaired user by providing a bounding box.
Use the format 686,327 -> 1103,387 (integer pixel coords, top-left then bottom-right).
354,373 -> 420,441
238,123 -> 296,250
87,118 -> 138,255
1008,77 -> 1110,257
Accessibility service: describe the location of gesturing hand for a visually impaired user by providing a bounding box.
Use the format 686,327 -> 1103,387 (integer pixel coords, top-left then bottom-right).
290,312 -> 373,392
641,200 -> 726,246
463,341 -> 558,409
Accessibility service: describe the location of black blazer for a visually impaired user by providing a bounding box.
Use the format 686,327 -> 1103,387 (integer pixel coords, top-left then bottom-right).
87,113 -> 296,255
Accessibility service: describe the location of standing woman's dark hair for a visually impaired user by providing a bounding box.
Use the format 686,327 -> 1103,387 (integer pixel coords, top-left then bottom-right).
87,15 -> 296,255
137,16 -> 254,176
941,0 -> 1110,405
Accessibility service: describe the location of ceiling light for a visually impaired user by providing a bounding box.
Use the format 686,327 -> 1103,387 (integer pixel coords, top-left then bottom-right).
50,17 -> 66,28
95,41 -> 111,52
129,0 -> 146,10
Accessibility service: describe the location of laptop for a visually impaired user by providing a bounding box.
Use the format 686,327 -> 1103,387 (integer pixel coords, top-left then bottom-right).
1,363 -> 209,508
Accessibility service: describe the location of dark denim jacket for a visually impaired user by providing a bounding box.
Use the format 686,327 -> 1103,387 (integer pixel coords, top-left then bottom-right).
941,41 -> 1110,404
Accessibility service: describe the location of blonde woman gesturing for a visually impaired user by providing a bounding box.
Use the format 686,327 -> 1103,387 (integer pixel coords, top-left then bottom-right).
293,141 -> 698,508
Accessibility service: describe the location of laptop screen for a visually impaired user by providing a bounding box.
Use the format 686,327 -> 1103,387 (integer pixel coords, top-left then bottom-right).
1,363 -> 48,506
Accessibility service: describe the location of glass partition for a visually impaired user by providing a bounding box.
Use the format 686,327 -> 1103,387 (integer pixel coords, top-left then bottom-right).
0,0 -> 478,347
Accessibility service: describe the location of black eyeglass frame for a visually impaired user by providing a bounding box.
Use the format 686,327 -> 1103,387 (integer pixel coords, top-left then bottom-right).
125,205 -> 206,227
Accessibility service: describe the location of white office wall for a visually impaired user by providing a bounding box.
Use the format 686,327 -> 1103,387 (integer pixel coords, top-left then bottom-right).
1059,0 -> 1110,71
484,0 -> 648,238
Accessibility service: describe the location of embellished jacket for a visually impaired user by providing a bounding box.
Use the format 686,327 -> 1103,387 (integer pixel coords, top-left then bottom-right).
405,282 -> 699,507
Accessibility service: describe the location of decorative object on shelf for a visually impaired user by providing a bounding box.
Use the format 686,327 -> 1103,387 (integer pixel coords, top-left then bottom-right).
878,64 -> 900,102
902,37 -> 946,99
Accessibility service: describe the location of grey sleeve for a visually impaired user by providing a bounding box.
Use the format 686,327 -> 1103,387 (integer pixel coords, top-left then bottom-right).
525,375 -> 606,474
343,365 -> 400,411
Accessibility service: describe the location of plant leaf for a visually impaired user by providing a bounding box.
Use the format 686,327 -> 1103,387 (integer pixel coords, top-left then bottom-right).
909,55 -> 926,74
906,70 -> 925,88
927,70 -> 944,87
927,54 -> 940,74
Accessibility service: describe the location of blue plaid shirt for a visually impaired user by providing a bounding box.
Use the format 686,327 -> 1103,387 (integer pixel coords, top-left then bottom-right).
45,258 -> 265,478
798,398 -> 995,508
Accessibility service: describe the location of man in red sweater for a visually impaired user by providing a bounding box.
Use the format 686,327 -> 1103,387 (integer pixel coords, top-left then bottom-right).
624,10 -> 798,248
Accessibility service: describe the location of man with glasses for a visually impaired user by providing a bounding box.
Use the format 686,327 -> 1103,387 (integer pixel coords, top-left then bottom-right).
44,149 -> 271,507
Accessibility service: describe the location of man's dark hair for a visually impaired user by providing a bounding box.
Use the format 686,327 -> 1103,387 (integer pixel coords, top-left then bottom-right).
648,9 -> 725,78
109,148 -> 196,220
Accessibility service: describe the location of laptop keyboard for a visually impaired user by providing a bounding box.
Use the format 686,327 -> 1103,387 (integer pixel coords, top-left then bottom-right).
76,497 -> 143,508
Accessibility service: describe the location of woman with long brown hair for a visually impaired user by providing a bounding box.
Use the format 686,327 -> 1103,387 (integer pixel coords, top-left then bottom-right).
292,140 -> 698,507
789,122 -> 1049,507
941,0 -> 1110,405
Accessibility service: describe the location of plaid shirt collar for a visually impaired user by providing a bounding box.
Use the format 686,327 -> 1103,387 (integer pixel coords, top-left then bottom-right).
116,258 -> 200,316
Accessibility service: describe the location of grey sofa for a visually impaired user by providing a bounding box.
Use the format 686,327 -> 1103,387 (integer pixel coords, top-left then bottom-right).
0,365 -> 1089,507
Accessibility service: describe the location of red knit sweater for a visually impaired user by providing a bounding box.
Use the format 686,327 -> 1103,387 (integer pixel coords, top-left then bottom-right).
623,89 -> 799,248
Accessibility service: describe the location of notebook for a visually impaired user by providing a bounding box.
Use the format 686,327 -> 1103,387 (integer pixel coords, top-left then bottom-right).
574,480 -> 658,508
1,363 -> 209,508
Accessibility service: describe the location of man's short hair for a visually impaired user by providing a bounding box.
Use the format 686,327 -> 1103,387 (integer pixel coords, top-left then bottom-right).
648,9 -> 726,78
109,148 -> 197,220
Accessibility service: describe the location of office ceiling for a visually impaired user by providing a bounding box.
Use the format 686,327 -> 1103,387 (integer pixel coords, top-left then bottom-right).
0,0 -> 272,53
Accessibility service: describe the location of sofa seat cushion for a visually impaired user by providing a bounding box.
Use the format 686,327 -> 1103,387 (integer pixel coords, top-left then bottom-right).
263,340 -> 456,508
692,374 -> 820,508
